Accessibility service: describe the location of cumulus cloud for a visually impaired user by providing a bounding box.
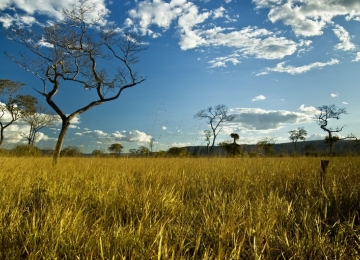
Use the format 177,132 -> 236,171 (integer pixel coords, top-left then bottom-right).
225,106 -> 316,131
254,0 -> 360,38
128,1 -> 298,59
75,129 -> 152,143
333,25 -> 356,51
330,93 -> 338,97
261,59 -> 340,75
0,103 -> 60,146
213,6 -> 226,19
299,104 -> 318,114
252,95 -> 266,102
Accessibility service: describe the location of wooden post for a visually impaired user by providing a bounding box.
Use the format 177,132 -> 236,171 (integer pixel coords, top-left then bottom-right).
320,160 -> 330,187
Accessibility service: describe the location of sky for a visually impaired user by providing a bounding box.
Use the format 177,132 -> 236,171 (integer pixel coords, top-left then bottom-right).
1,0 -> 360,153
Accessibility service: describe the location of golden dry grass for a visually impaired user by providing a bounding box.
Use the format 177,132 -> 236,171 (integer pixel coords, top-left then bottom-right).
1,157 -> 360,259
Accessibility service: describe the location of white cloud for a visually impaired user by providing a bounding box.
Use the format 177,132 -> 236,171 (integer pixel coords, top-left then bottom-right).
333,24 -> 356,51
342,101 -> 349,105
75,129 -> 152,143
213,6 -> 226,19
162,126 -> 167,130
307,133 -> 326,141
262,59 -> 340,75
0,104 -> 57,146
0,0 -> 109,28
170,142 -> 192,147
252,95 -> 266,102
129,2 -> 298,59
208,53 -> 240,67
330,93 -> 338,97
352,52 -> 360,62
254,0 -> 360,38
299,104 -> 318,114
128,0 -> 189,37
225,106 -> 315,131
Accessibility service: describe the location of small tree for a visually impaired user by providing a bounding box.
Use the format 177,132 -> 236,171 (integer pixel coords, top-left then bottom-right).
6,0 -> 147,165
108,143 -> 123,155
230,133 -> 240,144
0,79 -> 37,146
194,104 -> 234,155
219,132 -> 241,156
204,130 -> 211,155
92,149 -> 104,157
129,146 -> 150,156
315,104 -> 355,155
257,137 -> 275,156
148,137 -> 155,153
289,127 -> 307,152
20,105 -> 58,145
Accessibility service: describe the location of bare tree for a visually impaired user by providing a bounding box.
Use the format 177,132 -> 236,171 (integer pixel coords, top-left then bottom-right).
194,104 -> 234,155
5,0 -> 146,165
315,104 -> 355,155
20,105 -> 58,145
289,127 -> 307,152
0,79 -> 37,146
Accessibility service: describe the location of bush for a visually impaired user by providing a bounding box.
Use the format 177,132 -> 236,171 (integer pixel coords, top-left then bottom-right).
61,146 -> 81,157
167,147 -> 190,157
11,144 -> 42,157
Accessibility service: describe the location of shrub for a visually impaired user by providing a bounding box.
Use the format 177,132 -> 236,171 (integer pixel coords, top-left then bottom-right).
60,146 -> 81,157
11,144 -> 42,157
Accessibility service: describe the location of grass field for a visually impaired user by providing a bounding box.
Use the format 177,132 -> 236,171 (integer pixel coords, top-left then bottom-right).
1,157 -> 360,259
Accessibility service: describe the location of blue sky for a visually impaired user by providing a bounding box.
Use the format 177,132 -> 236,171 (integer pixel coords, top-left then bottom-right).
1,0 -> 360,153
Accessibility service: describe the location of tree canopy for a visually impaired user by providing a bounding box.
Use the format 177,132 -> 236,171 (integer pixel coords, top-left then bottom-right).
108,143 -> 123,155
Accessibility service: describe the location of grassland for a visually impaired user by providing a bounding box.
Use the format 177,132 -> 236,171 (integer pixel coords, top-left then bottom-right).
1,156 -> 360,259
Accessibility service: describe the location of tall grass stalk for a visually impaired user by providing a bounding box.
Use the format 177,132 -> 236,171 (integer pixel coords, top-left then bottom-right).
0,157 -> 360,259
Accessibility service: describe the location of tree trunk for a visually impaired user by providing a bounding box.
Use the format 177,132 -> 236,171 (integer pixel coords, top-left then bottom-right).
0,123 -> 3,146
53,119 -> 70,166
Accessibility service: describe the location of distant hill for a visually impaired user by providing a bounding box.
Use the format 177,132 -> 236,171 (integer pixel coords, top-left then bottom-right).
184,140 -> 360,156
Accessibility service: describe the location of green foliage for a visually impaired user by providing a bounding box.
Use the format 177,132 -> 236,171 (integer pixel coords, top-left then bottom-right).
92,149 -> 104,157
11,144 -> 42,157
108,143 -> 123,155
219,142 -> 242,156
230,132 -> 240,143
129,146 -> 150,156
155,150 -> 167,157
257,137 -> 275,156
60,146 -> 81,157
289,127 -> 307,152
167,147 -> 190,157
